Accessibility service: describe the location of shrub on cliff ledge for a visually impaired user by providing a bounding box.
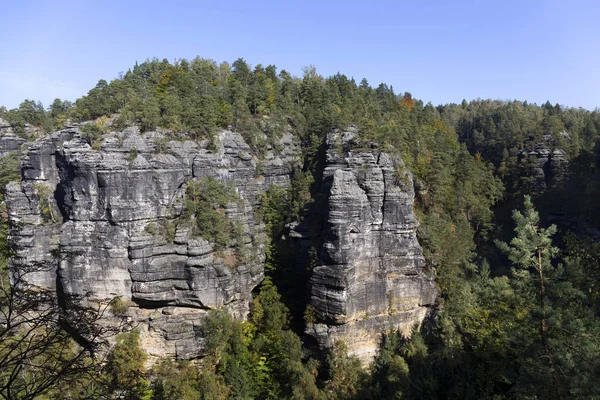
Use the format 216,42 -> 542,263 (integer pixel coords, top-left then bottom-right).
185,177 -> 239,251
31,182 -> 60,224
0,153 -> 20,202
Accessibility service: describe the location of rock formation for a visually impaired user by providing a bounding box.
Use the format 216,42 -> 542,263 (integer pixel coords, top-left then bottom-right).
5,124 -> 299,359
0,118 -> 25,157
5,123 -> 438,362
520,132 -> 569,190
305,127 -> 438,362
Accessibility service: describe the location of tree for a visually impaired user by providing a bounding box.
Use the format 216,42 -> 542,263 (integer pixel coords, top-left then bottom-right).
151,359 -> 200,400
368,331 -> 411,399
138,94 -> 161,132
184,177 -> 238,250
48,98 -> 72,129
18,100 -> 49,130
496,196 -> 560,395
323,341 -> 368,399
48,98 -> 72,118
105,329 -> 152,400
496,197 -> 600,398
232,58 -> 252,89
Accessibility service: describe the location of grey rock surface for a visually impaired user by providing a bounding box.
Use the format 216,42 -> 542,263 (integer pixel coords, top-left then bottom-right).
5,122 -> 438,363
0,118 -> 26,157
520,132 -> 569,189
5,126 -> 299,358
0,118 -> 43,144
0,136 -> 25,157
306,127 -> 438,363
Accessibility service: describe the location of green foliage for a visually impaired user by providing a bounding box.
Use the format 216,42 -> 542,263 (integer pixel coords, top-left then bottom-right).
164,221 -> 176,242
290,170 -> 315,218
105,329 -> 152,400
414,143 -> 503,295
126,147 -> 139,166
109,296 -> 129,316
48,98 -> 73,129
1,98 -> 74,135
303,304 -> 317,326
0,152 -> 21,202
192,279 -> 320,400
495,195 -> 558,271
184,177 -> 239,251
256,174 -> 314,329
258,185 -> 291,240
323,342 -> 368,399
436,99 -> 600,209
387,198 -> 600,399
561,232 -> 600,310
18,100 -> 52,133
195,368 -> 232,400
368,331 -> 415,399
80,116 -> 110,147
144,222 -> 158,236
258,172 -> 313,258
335,197 -> 600,400
148,332 -> 231,400
139,95 -> 161,132
31,182 -> 59,224
492,197 -> 600,398
151,359 -> 201,400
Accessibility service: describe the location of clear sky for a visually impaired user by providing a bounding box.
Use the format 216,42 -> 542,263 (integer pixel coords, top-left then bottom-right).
1,0 -> 599,110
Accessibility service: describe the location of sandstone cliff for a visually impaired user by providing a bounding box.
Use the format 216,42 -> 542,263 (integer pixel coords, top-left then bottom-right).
4,124 -> 438,362
5,124 -> 298,359
305,128 -> 438,362
0,118 -> 25,157
520,132 -> 569,190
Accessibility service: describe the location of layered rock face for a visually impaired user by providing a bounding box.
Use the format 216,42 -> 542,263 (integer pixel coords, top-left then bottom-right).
5,125 -> 298,359
307,128 -> 438,362
6,122 -> 439,362
520,132 -> 569,190
0,118 -> 26,157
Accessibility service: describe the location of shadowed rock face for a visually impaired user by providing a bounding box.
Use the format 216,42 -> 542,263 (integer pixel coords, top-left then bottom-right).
307,128 -> 438,362
520,132 -> 570,190
5,125 -> 299,359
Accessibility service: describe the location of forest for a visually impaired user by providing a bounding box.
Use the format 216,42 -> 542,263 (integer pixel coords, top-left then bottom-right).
1,57 -> 600,399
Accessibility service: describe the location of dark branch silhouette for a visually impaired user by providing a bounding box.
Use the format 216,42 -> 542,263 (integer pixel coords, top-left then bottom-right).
0,231 -> 129,400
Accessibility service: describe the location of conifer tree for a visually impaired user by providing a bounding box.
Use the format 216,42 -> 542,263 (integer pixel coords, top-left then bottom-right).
496,196 -> 561,397
497,196 -> 600,398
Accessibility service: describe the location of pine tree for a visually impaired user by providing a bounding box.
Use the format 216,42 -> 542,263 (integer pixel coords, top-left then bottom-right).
496,196 -> 561,397
497,197 -> 600,398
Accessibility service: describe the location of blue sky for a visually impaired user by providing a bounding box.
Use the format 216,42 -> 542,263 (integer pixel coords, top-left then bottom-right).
1,0 -> 599,110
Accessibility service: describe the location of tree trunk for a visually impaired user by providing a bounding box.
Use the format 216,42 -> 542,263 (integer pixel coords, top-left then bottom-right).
537,248 -> 561,399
